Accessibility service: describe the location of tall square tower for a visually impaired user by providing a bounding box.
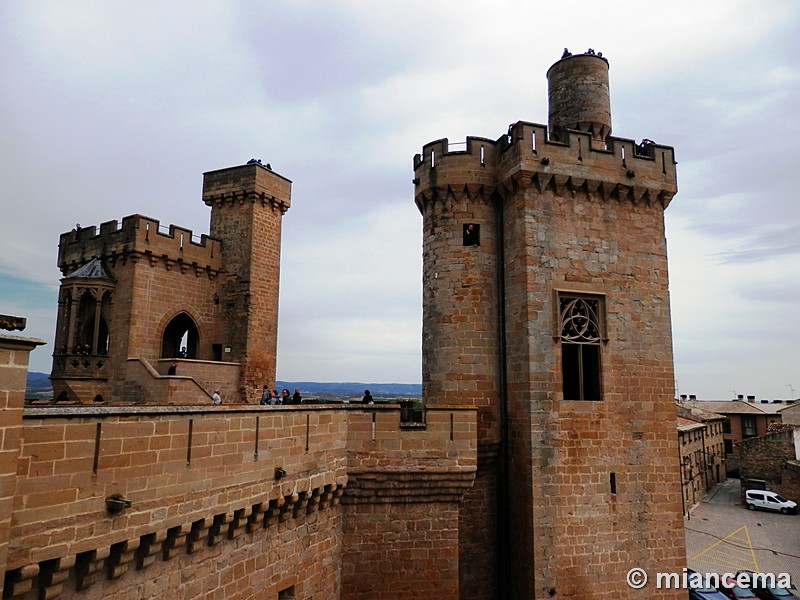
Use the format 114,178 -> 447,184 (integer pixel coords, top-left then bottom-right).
414,50 -> 685,599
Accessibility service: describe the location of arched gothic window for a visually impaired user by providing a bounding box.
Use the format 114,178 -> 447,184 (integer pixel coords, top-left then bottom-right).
558,293 -> 605,400
161,312 -> 200,359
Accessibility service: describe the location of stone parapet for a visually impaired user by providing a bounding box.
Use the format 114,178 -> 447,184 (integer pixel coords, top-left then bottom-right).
5,404 -> 477,599
202,162 -> 292,213
0,333 -> 45,599
414,123 -> 677,211
57,215 -> 222,278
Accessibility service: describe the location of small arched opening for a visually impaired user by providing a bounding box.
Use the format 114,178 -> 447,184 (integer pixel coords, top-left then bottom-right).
161,312 -> 200,359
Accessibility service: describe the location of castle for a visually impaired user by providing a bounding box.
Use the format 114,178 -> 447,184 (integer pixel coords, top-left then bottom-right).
1,51 -> 686,599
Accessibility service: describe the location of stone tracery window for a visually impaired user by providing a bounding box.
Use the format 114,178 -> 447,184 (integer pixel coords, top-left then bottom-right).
558,293 -> 604,401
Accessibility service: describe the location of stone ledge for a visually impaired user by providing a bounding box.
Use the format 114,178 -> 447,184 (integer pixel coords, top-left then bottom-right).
3,482 -> 345,599
342,469 -> 476,504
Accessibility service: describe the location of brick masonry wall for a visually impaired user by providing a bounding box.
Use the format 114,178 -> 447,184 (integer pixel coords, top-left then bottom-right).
739,429 -> 798,492
503,182 -> 685,600
341,407 -> 477,600
51,214 -> 224,405
414,110 -> 685,599
0,335 -> 44,598
457,449 -> 498,599
340,502 -> 460,599
5,405 -> 477,599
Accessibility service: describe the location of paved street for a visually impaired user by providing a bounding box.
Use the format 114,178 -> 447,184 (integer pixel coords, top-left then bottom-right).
685,479 -> 800,591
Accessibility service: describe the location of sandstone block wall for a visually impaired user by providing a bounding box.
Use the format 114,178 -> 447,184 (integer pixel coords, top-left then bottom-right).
4,405 -> 477,599
0,335 -> 44,599
547,52 -> 612,142
414,93 -> 686,598
52,215 -> 225,404
341,407 -> 476,600
500,149 -> 684,600
739,428 -> 799,497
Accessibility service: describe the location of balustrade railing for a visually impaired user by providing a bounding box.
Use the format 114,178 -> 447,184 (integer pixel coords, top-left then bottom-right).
52,353 -> 108,378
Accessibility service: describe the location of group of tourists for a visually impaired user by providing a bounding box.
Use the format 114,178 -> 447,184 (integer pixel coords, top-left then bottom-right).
260,386 -> 302,406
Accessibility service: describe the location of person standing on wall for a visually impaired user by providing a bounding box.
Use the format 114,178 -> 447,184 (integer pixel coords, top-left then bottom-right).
212,389 -> 222,405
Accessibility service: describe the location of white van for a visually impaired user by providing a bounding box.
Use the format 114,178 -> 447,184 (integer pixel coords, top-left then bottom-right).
744,489 -> 797,514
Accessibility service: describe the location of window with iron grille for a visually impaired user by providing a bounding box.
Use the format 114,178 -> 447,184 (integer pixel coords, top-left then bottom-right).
558,293 -> 604,401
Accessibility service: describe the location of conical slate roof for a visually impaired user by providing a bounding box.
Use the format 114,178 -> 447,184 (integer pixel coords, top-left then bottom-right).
65,257 -> 114,280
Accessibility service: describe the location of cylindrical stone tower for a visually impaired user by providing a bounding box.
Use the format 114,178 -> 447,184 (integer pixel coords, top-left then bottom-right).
547,51 -> 612,143
414,136 -> 503,600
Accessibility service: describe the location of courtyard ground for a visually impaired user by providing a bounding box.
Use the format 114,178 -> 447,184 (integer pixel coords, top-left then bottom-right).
685,478 -> 800,590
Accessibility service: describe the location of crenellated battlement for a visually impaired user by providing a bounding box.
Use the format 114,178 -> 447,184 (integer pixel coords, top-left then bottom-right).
57,214 -> 222,276
202,163 -> 292,214
414,122 -> 677,208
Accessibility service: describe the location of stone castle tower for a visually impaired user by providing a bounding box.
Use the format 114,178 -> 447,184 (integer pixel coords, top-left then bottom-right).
414,50 -> 686,599
7,49 -> 691,600
50,162 -> 290,405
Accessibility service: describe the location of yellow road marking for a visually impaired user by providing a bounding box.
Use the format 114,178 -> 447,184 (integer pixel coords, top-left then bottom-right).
690,525 -> 760,573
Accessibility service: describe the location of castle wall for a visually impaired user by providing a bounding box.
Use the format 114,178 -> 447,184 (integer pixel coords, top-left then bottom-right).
456,452 -> 499,599
501,184 -> 684,599
739,428 -> 799,498
4,405 -> 477,599
53,215 -> 224,404
0,335 -> 44,598
57,216 -> 222,278
340,407 -> 476,600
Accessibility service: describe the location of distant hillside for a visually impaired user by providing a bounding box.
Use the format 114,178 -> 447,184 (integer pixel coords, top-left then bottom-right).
276,381 -> 421,399
26,372 -> 53,400
25,373 -> 420,400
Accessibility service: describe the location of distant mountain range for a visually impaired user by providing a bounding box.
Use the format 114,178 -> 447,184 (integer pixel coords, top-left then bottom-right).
25,373 -> 421,400
275,381 -> 421,398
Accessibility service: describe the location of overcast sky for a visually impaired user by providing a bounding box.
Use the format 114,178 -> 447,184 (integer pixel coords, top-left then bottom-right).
1,1 -> 798,400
